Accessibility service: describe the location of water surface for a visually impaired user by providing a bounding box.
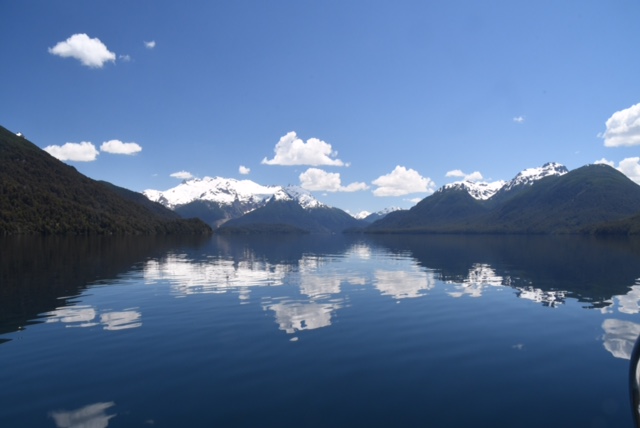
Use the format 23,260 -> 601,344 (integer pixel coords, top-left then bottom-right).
1,234 -> 639,427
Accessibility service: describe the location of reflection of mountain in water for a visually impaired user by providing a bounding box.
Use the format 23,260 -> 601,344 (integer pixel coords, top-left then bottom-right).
366,235 -> 640,307
0,235 -> 209,342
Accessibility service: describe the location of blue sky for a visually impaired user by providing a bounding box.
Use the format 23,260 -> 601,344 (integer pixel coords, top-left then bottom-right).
2,0 -> 640,214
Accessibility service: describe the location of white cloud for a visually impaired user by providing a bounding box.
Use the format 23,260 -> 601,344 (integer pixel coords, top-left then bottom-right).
100,140 -> 142,155
372,166 -> 436,197
513,116 -> 525,123
170,171 -> 194,180
594,157 -> 640,184
406,197 -> 423,204
48,33 -> 116,68
43,142 -> 99,162
144,40 -> 156,49
239,165 -> 251,175
618,157 -> 640,184
446,169 -> 483,182
299,168 -> 368,192
445,169 -> 465,178
261,132 -> 345,166
601,103 -> 640,147
594,158 -> 615,167
119,54 -> 131,62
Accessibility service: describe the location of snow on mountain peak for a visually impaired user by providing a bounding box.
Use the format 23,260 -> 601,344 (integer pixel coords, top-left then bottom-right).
144,176 -> 280,209
440,162 -> 568,200
503,162 -> 568,192
442,180 -> 507,200
271,186 -> 325,209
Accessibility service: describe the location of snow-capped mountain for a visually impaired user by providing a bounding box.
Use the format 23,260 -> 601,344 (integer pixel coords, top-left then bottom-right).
440,162 -> 568,201
144,178 -> 327,228
442,180 -> 507,200
269,186 -> 325,210
355,207 -> 403,223
501,162 -> 568,193
144,177 -> 280,210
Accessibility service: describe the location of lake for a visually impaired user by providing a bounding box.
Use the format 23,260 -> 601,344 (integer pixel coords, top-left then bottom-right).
1,234 -> 640,427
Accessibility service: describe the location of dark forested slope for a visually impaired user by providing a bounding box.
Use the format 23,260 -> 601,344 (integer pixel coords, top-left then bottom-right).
0,126 -> 210,235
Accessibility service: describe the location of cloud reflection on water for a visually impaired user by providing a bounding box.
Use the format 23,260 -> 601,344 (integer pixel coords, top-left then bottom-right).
49,401 -> 116,428
45,306 -> 141,331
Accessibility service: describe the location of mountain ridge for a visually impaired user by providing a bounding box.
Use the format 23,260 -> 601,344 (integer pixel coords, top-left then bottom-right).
0,125 -> 211,235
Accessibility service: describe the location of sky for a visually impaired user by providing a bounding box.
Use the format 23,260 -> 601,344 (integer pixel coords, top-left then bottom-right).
2,0 -> 640,215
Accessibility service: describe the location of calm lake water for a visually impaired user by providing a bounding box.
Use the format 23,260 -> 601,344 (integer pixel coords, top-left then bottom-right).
2,234 -> 640,427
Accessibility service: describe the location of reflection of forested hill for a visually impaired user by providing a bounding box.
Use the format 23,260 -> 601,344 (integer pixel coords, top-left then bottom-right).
0,236 -> 210,342
365,235 -> 640,304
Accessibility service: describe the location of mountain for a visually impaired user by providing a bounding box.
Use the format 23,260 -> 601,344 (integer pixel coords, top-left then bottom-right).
365,163 -> 640,234
0,125 -> 211,235
144,177 -> 280,228
356,207 -> 404,223
217,187 -> 367,234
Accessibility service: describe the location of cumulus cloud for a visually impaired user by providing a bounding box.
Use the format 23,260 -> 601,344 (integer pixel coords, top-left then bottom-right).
513,116 -> 525,123
170,171 -> 194,180
595,157 -> 640,184
594,158 -> 615,167
239,165 -> 251,175
49,33 -> 116,68
44,142 -> 99,162
299,168 -> 368,192
261,132 -> 345,166
119,54 -> 131,62
618,157 -> 640,184
372,166 -> 436,197
445,169 -> 483,181
100,140 -> 142,155
601,103 -> 640,147
144,40 -> 156,49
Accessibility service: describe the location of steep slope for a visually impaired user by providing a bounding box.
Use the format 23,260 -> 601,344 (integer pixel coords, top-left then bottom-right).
367,187 -> 488,233
218,188 -> 366,234
0,125 -> 211,235
488,164 -> 640,233
490,162 -> 569,205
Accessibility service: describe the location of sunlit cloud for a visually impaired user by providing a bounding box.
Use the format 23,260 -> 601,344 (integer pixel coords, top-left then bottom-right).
595,157 -> 640,184
44,142 -> 99,162
601,102 -> 640,147
261,131 -> 345,166
118,54 -> 131,62
48,33 -> 116,68
170,171 -> 194,180
239,165 -> 251,175
445,169 -> 483,181
100,140 -> 142,155
144,40 -> 156,49
513,116 -> 525,123
372,165 -> 436,197
299,167 -> 368,192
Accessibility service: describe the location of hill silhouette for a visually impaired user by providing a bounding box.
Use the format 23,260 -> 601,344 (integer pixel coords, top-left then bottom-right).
0,125 -> 211,235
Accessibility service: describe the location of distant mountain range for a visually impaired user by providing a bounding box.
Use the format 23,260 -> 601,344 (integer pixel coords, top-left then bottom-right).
365,163 -> 640,234
5,121 -> 640,236
145,161 -> 640,235
145,180 -> 368,234
0,125 -> 211,235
